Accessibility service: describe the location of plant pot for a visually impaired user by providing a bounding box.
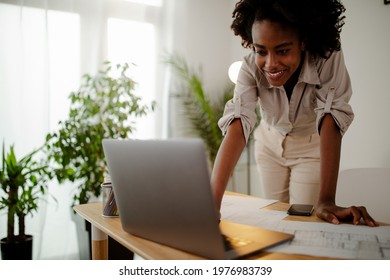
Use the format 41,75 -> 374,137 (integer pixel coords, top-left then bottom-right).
1,235 -> 33,260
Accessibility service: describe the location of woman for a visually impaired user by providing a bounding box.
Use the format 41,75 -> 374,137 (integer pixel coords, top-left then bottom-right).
211,0 -> 377,226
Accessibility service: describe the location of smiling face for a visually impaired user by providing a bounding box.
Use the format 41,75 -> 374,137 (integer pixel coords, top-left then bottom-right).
252,20 -> 304,87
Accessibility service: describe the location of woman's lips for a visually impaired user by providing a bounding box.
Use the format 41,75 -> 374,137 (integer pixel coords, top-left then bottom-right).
264,70 -> 286,81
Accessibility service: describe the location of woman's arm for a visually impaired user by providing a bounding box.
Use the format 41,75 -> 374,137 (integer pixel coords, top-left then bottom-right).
318,114 -> 341,209
316,114 -> 378,226
211,119 -> 247,210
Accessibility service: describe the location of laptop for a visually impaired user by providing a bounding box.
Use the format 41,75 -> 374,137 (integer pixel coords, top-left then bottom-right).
102,138 -> 293,259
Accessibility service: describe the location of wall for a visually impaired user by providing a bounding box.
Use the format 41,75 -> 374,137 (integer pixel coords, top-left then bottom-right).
166,0 -> 232,97
339,0 -> 390,169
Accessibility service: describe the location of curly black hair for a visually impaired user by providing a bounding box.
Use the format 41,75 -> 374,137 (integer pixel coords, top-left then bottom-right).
231,0 -> 346,59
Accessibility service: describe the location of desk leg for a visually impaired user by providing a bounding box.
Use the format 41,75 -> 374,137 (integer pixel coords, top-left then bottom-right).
91,225 -> 108,260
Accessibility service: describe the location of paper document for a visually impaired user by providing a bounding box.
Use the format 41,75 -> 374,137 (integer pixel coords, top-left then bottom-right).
269,221 -> 390,260
221,195 -> 287,229
221,194 -> 390,259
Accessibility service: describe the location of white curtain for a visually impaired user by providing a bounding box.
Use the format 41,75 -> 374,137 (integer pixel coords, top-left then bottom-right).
0,0 -> 172,259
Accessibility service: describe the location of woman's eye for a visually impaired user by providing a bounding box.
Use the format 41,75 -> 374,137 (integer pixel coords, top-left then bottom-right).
277,49 -> 289,55
254,49 -> 267,56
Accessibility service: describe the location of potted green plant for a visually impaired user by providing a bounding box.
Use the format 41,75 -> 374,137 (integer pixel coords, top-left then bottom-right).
44,62 -> 155,259
45,61 -> 155,206
165,54 -> 261,193
0,143 -> 52,260
164,53 -> 234,165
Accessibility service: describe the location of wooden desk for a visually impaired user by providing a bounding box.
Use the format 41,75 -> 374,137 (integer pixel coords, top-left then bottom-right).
73,194 -> 331,260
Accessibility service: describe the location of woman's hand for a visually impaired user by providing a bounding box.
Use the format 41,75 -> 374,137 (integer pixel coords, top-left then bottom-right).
316,115 -> 378,226
316,201 -> 379,227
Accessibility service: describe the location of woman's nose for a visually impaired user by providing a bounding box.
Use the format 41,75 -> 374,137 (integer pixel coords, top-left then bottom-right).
265,53 -> 277,68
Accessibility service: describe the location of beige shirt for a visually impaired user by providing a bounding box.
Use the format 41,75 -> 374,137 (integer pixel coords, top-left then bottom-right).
218,50 -> 354,143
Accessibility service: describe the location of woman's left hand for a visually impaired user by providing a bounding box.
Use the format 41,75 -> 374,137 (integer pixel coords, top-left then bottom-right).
316,201 -> 379,227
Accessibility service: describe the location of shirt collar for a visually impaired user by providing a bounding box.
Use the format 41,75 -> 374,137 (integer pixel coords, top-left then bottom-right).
299,52 -> 321,86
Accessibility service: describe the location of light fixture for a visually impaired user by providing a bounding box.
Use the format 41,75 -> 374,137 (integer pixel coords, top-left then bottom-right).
228,61 -> 243,84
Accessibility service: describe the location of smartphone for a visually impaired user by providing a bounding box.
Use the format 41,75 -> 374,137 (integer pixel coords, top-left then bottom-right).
287,204 -> 314,216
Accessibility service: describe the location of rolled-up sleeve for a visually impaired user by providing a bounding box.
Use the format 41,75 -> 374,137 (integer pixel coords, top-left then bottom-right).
218,55 -> 259,143
315,50 -> 354,135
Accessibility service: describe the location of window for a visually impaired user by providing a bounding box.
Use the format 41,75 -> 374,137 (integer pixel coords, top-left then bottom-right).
0,3 -> 79,152
107,18 -> 157,139
0,0 -> 161,147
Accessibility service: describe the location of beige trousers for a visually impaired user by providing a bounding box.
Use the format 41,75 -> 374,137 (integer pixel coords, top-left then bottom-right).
254,121 -> 320,205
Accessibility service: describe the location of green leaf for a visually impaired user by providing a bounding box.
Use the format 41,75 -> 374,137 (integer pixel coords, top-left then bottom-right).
164,53 -> 234,164
1,140 -> 52,239
44,61 -> 155,205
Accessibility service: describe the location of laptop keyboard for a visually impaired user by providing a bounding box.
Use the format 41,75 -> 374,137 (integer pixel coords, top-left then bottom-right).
222,234 -> 253,250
